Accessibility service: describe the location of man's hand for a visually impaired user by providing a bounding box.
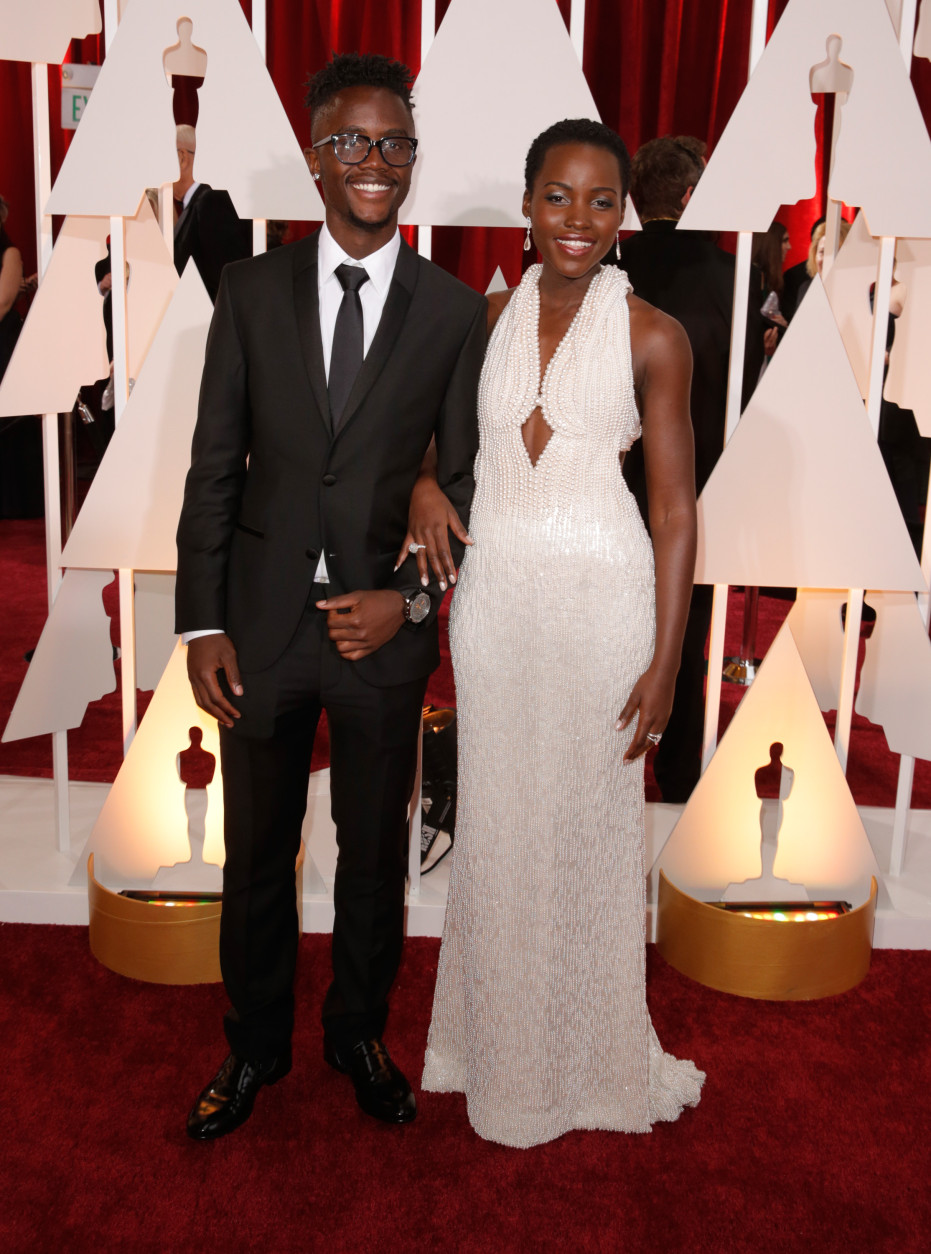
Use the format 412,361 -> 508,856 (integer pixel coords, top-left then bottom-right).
316,589 -> 407,661
186,633 -> 243,728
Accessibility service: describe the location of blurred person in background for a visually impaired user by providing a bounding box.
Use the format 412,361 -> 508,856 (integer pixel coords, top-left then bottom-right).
173,123 -> 250,301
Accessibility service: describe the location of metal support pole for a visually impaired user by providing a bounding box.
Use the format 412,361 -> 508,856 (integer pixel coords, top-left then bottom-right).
32,60 -> 71,852
834,237 -> 895,773
700,0 -> 767,772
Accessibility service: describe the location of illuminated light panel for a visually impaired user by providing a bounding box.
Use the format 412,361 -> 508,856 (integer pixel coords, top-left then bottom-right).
713,900 -> 851,922
119,891 -> 221,908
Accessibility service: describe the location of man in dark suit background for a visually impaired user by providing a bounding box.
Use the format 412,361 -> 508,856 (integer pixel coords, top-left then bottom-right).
175,54 -> 485,1139
173,123 -> 251,301
607,137 -> 767,802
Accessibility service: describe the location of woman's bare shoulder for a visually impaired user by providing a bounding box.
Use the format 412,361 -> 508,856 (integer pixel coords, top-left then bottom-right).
487,286 -> 517,335
627,291 -> 690,356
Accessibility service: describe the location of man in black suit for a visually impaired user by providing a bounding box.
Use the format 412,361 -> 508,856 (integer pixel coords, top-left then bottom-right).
607,137 -> 767,802
176,54 -> 485,1139
173,123 -> 251,301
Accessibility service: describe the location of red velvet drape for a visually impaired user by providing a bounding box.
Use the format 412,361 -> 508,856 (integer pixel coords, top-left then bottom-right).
2,0 -> 931,288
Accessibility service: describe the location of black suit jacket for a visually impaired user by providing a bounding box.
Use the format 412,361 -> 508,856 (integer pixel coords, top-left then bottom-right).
174,183 -> 251,302
609,221 -> 765,520
175,230 -> 486,687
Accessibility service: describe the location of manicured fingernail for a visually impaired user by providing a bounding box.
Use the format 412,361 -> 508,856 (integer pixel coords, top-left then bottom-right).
421,576 -> 428,587
393,562 -> 400,572
615,720 -> 623,730
449,573 -> 456,584
233,685 -> 243,696
439,580 -> 446,591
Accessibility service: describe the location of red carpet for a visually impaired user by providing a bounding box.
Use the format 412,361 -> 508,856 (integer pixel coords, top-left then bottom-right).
1,922 -> 929,1253
3,517 -> 931,806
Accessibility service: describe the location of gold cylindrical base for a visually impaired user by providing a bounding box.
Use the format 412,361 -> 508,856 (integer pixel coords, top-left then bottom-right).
88,846 -> 305,985
655,870 -> 877,1000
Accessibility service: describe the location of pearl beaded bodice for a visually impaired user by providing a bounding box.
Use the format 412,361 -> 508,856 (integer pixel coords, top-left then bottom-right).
470,263 -> 648,570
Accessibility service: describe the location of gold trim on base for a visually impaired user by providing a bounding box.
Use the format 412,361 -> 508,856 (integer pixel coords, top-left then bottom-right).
655,870 -> 877,1000
88,846 -> 305,986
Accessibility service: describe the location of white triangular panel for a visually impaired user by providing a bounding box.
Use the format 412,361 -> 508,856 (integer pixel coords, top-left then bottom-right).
0,216 -> 108,418
485,267 -> 509,295
822,212 -> 879,400
695,278 -> 925,591
856,592 -> 931,759
401,0 -> 602,227
47,0 -> 322,220
885,237 -> 931,435
681,0 -> 931,238
134,572 -> 177,692
87,641 -> 224,880
2,570 -> 115,743
786,588 -> 847,712
61,263 -> 212,572
0,0 -> 101,65
917,2 -> 931,59
124,197 -> 178,380
658,622 -> 879,904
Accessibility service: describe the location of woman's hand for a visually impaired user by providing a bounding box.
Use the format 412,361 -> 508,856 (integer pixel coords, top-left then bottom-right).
616,664 -> 677,762
395,475 -> 473,589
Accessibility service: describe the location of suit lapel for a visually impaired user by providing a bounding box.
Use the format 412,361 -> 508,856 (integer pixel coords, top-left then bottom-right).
292,231 -> 332,434
334,238 -> 419,441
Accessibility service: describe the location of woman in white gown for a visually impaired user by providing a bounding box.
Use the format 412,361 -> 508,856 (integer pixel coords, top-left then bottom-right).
403,120 -> 704,1148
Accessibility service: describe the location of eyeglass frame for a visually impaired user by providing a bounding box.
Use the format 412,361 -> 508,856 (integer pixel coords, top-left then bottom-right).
311,131 -> 419,167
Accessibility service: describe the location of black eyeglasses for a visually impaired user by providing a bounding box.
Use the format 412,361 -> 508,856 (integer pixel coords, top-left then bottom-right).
311,132 -> 418,167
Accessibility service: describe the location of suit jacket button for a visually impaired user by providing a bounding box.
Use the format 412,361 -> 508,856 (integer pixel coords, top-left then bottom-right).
322,473 -> 337,486
305,549 -> 318,561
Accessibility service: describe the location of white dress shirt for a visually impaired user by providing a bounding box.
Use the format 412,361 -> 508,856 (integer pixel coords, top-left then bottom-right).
182,224 -> 402,644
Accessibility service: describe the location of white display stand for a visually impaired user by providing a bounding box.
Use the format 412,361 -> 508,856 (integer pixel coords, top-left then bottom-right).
695,278 -> 924,592
61,263 -> 213,572
0,0 -> 101,66
401,0 -> 639,231
46,0 -> 322,220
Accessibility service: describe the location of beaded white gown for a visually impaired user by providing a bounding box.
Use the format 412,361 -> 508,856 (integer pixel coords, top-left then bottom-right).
421,264 -> 704,1148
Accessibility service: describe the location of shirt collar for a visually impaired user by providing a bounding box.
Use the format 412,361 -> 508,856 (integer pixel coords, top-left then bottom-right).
182,181 -> 200,210
318,222 -> 401,299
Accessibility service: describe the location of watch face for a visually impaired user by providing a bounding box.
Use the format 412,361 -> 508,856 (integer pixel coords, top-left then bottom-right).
409,591 -> 431,624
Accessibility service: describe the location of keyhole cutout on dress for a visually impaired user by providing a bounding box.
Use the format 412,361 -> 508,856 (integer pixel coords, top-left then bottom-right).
521,405 -> 554,468
164,18 -> 208,127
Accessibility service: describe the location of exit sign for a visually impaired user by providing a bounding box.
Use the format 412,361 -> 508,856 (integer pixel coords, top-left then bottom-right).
61,64 -> 101,131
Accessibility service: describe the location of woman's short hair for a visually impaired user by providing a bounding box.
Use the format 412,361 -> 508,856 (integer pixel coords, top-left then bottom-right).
524,118 -> 631,198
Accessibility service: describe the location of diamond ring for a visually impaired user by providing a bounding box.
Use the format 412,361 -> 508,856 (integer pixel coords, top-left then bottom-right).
408,543 -> 426,554
646,732 -> 662,745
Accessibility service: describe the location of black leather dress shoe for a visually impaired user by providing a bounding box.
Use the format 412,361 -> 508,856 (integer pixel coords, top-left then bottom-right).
324,1038 -> 416,1124
186,1051 -> 291,1141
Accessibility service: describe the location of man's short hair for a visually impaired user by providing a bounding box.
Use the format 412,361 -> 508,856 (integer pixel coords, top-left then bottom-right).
524,118 -> 631,198
176,123 -> 196,154
630,137 -> 704,220
304,53 -> 415,137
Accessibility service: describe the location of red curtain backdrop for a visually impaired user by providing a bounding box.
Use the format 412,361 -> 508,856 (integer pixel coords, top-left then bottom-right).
2,0 -> 931,287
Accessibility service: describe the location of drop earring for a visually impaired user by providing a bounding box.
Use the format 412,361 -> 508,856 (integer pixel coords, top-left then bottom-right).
615,234 -> 622,262
524,216 -> 532,252
312,171 -> 320,181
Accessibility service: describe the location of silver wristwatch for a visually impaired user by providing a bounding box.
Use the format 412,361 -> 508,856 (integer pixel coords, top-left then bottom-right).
402,590 -> 431,625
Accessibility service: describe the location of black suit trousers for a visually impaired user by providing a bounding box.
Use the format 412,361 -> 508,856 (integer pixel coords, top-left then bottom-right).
218,601 -> 427,1061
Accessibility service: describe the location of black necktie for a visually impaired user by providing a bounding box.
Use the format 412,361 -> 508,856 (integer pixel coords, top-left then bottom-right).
329,263 -> 370,430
